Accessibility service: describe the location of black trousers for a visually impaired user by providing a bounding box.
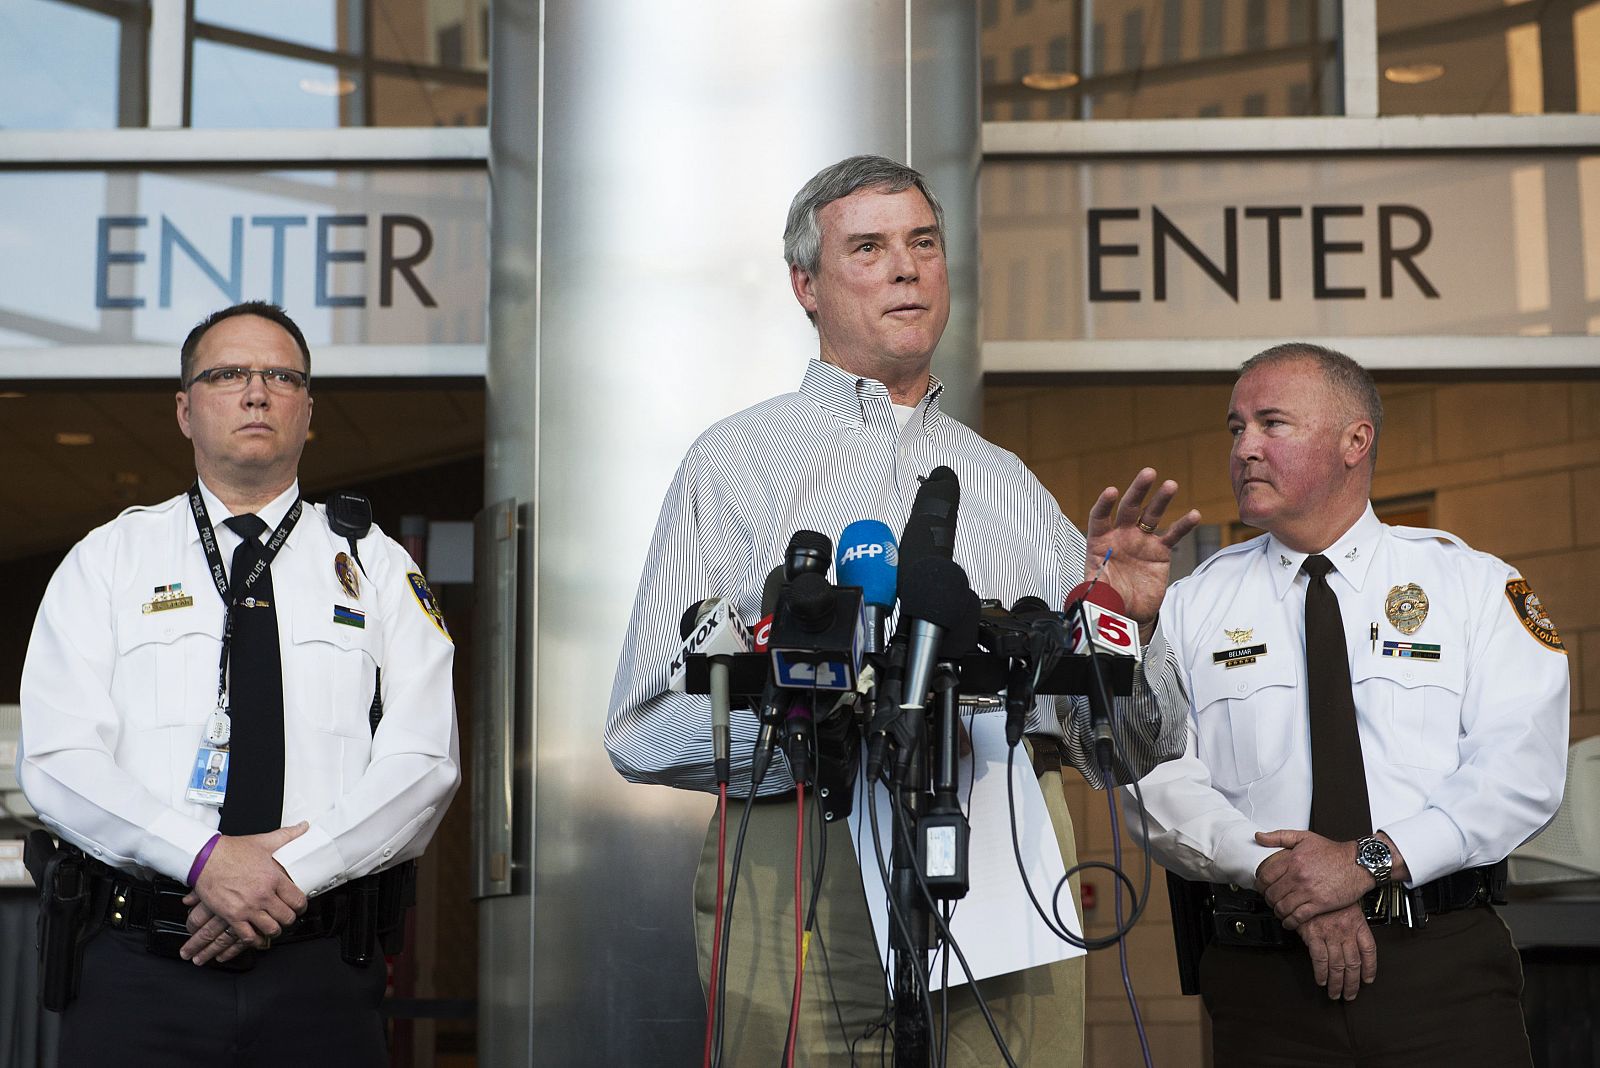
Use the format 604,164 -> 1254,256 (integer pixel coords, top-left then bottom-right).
1200,906 -> 1531,1068
60,926 -> 387,1067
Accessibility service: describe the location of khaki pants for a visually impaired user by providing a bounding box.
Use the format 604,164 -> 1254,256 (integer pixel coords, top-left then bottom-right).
694,754 -> 1085,1066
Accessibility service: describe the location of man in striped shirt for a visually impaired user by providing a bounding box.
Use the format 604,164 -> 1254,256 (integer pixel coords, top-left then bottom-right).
607,155 -> 1198,1065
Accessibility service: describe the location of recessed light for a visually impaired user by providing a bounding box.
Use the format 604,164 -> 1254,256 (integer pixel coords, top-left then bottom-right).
56,432 -> 94,446
299,76 -> 357,97
0,390 -> 23,399
1385,63 -> 1445,85
1022,71 -> 1081,91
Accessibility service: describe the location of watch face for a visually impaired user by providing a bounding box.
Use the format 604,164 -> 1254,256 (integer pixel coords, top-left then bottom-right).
1358,837 -> 1392,880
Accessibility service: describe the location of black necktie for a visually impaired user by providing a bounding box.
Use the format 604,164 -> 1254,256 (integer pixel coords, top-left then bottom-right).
219,513 -> 285,836
1302,554 -> 1372,842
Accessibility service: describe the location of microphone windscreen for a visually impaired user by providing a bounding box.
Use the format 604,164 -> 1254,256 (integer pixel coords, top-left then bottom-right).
1066,579 -> 1127,615
898,557 -> 972,629
837,519 -> 899,609
786,571 -> 837,632
897,467 -> 961,591
679,598 -> 717,640
785,530 -> 833,581
1011,595 -> 1051,616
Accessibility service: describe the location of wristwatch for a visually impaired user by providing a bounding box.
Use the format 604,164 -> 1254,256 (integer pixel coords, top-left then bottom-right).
1356,835 -> 1393,887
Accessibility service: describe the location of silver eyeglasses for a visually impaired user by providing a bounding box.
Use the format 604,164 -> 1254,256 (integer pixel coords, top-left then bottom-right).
185,366 -> 310,392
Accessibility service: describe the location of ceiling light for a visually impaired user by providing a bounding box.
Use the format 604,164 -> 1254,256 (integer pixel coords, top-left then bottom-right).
299,76 -> 357,97
0,391 -> 23,399
56,432 -> 94,446
1022,71 -> 1081,91
1384,63 -> 1445,85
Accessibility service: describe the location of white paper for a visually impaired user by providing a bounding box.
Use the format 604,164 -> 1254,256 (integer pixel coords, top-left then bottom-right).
847,712 -> 1086,991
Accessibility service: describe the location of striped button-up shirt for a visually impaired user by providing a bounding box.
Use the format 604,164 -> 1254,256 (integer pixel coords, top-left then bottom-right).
606,359 -> 1187,794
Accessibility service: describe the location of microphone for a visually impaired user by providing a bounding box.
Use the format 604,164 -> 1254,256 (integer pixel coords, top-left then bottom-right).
668,597 -> 754,692
836,519 -> 898,654
1065,580 -> 1140,776
671,598 -> 753,786
897,466 -> 960,596
769,571 -> 866,692
785,530 -> 833,581
752,564 -> 785,652
897,557 -> 975,712
1065,581 -> 1141,659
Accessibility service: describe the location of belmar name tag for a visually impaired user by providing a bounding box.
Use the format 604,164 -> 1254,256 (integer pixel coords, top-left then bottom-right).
1212,643 -> 1267,669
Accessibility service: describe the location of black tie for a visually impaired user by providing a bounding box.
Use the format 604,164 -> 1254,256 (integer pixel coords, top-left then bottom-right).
1302,554 -> 1372,842
219,513 -> 285,836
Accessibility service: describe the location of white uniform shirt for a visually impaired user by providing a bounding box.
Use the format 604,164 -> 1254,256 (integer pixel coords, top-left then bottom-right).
18,480 -> 460,896
606,359 -> 1189,794
1132,504 -> 1569,888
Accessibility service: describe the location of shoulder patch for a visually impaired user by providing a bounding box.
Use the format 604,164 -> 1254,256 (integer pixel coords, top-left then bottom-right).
408,572 -> 452,641
1505,578 -> 1565,653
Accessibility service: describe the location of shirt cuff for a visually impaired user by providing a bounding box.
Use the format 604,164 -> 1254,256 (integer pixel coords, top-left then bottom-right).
1213,832 -> 1278,888
274,824 -> 346,896
144,810 -> 222,884
1379,808 -> 1465,887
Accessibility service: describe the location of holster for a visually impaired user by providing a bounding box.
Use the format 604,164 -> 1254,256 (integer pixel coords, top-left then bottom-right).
24,831 -> 109,1012
339,859 -> 417,965
1165,870 -> 1215,996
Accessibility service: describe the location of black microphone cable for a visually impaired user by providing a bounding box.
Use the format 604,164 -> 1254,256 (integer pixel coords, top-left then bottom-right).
882,783 -> 1019,1068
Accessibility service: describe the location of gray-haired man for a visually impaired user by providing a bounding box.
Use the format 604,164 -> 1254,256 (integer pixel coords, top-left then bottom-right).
608,155 -> 1196,1064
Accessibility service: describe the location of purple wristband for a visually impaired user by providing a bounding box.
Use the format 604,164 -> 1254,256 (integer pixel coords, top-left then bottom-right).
188,833 -> 221,886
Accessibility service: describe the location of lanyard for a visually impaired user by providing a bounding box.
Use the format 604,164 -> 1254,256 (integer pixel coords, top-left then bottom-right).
188,483 -> 303,709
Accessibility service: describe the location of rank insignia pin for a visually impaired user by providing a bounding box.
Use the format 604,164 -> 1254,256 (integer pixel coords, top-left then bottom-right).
1345,547 -> 1359,562
335,552 -> 361,599
1385,583 -> 1429,636
1280,555 -> 1292,568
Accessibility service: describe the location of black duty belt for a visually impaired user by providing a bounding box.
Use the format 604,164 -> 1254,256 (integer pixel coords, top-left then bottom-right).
1209,861 -> 1508,948
97,869 -> 355,969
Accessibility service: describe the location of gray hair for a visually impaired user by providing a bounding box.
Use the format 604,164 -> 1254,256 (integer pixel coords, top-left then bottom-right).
783,154 -> 946,275
1240,342 -> 1383,465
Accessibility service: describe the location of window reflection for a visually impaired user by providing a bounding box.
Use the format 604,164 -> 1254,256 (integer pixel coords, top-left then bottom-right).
189,0 -> 488,128
1378,0 -> 1600,116
982,0 -> 1339,120
0,0 -> 147,129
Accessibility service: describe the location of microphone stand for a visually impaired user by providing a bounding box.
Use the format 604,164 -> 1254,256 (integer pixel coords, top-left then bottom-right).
890,657 -> 968,1067
888,698 -> 930,1066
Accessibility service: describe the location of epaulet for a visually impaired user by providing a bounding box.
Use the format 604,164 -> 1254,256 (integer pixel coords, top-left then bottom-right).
1189,533 -> 1267,577
1387,524 -> 1471,551
113,495 -> 185,521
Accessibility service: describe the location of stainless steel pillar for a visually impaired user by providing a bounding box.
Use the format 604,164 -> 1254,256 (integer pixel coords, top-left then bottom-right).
481,4 -> 979,1062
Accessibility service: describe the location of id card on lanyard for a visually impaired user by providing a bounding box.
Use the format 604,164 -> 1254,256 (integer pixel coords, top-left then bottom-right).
183,483 -> 302,807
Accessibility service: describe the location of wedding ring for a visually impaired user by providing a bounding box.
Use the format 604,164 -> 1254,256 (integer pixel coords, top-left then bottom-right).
1137,519 -> 1158,534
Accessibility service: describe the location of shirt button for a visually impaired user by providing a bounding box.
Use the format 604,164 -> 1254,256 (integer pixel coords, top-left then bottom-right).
1236,683 -> 1247,693
382,848 -> 393,858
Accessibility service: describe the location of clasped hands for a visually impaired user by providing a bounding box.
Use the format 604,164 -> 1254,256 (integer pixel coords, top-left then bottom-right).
1253,828 -> 1392,1002
178,822 -> 309,966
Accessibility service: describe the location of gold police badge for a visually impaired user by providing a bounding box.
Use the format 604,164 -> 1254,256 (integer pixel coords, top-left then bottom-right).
1385,583 -> 1429,635
1224,628 -> 1254,644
